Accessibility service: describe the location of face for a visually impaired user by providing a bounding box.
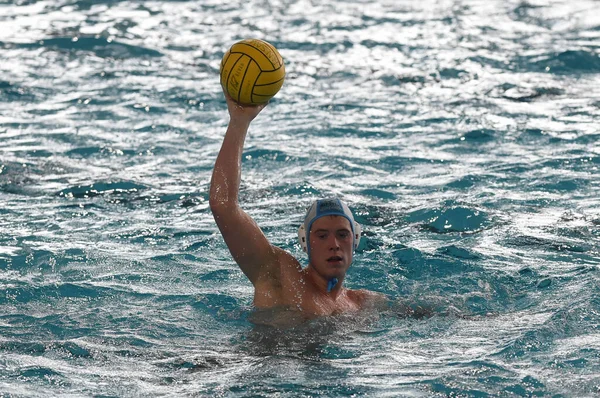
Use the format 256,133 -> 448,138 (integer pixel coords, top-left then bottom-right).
308,215 -> 354,280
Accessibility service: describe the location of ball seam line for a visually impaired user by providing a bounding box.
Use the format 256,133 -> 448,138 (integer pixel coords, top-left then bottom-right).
221,51 -> 232,87
253,73 -> 285,87
225,53 -> 244,98
250,67 -> 262,104
233,42 -> 277,70
238,58 -> 251,103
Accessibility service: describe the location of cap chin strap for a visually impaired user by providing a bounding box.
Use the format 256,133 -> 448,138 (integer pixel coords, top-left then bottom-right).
297,222 -> 362,253
327,278 -> 339,293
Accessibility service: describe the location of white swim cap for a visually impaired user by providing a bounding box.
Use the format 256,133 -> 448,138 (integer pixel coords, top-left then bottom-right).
297,198 -> 362,255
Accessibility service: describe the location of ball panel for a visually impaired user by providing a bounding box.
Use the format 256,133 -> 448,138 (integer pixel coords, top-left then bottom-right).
238,60 -> 261,105
231,43 -> 277,71
234,39 -> 282,69
225,54 -> 252,101
252,78 -> 285,96
220,51 -> 242,89
254,39 -> 283,68
250,93 -> 272,104
255,67 -> 285,86
220,49 -> 231,70
261,40 -> 283,66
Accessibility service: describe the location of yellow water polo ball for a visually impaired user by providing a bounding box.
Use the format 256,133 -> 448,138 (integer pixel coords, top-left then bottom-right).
220,39 -> 285,106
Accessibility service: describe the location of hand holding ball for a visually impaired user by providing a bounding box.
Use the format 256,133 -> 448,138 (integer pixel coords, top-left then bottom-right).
220,39 -> 285,106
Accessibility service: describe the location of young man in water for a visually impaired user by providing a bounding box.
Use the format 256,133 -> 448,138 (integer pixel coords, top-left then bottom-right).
209,93 -> 384,318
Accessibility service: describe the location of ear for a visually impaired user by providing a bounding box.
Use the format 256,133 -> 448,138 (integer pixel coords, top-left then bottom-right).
297,224 -> 308,253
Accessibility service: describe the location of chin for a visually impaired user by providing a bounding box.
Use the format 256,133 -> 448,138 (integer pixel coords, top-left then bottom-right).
327,263 -> 349,276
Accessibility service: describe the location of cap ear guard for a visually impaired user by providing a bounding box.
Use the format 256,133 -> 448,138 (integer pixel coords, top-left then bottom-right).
353,222 -> 362,249
298,224 -> 308,253
297,221 -> 361,253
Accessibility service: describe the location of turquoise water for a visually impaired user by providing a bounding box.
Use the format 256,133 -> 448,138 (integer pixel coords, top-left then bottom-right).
1,0 -> 600,396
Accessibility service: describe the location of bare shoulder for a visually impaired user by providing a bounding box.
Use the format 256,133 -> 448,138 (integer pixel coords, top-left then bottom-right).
253,246 -> 303,294
347,289 -> 389,309
273,246 -> 303,275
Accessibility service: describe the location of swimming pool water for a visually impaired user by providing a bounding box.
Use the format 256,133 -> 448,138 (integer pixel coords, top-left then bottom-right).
1,0 -> 599,396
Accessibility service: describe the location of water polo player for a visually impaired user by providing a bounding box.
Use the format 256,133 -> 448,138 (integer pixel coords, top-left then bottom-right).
209,92 -> 385,318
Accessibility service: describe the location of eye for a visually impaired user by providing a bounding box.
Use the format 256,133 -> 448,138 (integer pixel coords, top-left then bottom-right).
337,231 -> 350,239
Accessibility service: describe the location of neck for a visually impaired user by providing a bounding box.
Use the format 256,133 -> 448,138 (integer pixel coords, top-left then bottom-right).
305,266 -> 344,297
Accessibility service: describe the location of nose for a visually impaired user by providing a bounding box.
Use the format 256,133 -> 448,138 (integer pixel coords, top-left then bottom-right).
329,235 -> 340,250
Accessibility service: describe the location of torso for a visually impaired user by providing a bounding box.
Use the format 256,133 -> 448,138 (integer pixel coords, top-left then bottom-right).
252,249 -> 380,318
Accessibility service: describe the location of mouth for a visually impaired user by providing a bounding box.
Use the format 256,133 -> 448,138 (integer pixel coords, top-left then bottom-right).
326,256 -> 343,263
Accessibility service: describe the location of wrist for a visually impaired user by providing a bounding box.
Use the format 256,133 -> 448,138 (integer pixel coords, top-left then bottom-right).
228,117 -> 252,129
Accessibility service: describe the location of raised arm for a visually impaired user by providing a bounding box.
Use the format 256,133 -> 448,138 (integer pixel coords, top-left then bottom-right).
209,94 -> 279,285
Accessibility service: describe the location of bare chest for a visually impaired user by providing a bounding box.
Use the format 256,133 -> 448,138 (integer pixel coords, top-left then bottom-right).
253,273 -> 363,317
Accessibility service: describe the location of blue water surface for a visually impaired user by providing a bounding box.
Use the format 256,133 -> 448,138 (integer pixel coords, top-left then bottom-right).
1,0 -> 599,396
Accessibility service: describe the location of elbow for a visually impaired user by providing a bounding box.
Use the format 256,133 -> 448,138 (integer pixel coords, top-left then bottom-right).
208,179 -> 224,210
209,191 -> 236,216
209,173 -> 238,216
209,197 -> 227,225
209,194 -> 226,213
209,196 -> 239,230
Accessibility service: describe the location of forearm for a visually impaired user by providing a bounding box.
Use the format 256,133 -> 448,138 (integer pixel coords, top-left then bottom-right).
209,119 -> 250,209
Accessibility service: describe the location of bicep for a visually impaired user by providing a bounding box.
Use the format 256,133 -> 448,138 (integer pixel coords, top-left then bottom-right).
211,204 -> 277,284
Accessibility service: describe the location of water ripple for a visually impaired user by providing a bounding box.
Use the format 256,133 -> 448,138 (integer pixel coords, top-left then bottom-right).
2,0 -> 600,395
